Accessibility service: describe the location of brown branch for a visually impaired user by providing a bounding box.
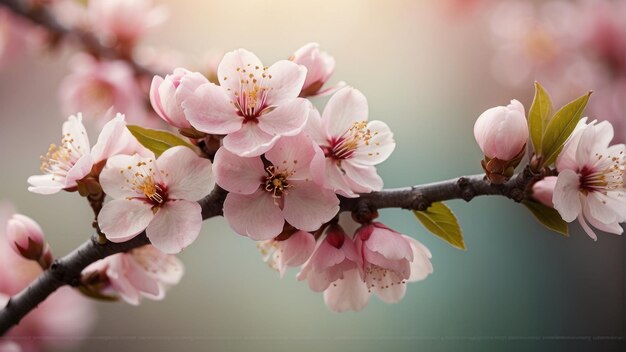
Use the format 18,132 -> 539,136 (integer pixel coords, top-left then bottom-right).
0,169 -> 539,335
0,0 -> 158,77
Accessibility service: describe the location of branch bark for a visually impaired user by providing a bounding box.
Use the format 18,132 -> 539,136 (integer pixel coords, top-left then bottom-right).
0,170 -> 539,335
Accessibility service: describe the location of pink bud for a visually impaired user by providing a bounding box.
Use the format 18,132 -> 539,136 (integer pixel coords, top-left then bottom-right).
6,214 -> 45,261
150,68 -> 209,129
474,99 -> 529,161
532,176 -> 557,208
291,43 -> 336,97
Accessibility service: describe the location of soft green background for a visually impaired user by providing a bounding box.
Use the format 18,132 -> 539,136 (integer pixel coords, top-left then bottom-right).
0,0 -> 624,351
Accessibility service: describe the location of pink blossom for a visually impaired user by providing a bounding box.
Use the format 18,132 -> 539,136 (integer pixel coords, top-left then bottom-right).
297,224 -> 361,292
355,222 -> 433,304
98,146 -> 214,253
257,230 -> 316,277
59,55 -> 147,127
474,99 -> 528,161
553,118 -> 626,240
308,87 -> 395,197
28,113 -> 151,195
0,204 -> 95,352
150,68 -> 209,129
215,133 -> 340,240
83,245 -> 183,305
88,0 -> 167,46
290,42 -> 344,97
6,214 -> 46,262
322,268 -> 370,312
183,49 -> 310,157
532,176 -> 557,207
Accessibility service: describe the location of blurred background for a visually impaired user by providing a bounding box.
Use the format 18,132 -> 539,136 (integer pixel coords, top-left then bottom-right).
0,0 -> 625,351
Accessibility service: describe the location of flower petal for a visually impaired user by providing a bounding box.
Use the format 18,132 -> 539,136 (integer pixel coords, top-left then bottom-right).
183,82 -> 242,134
283,181 -> 339,231
222,122 -> 280,157
217,49 -> 264,95
155,146 -> 214,201
27,174 -> 65,195
65,154 -> 95,187
352,120 -> 396,165
265,60 -> 307,106
342,162 -> 383,193
323,269 -> 370,312
100,154 -> 153,199
91,113 -> 153,162
402,235 -> 433,282
223,190 -> 284,240
264,132 -> 317,180
213,148 -> 265,195
257,98 -> 309,137
323,87 -> 368,137
146,200 -> 202,254
99,199 -> 154,242
553,169 -> 582,222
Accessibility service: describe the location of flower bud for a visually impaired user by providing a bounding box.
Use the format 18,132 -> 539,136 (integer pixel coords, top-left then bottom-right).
291,43 -> 337,97
150,68 -> 209,129
6,214 -> 46,261
474,99 -> 529,183
532,176 -> 557,208
474,99 -> 529,161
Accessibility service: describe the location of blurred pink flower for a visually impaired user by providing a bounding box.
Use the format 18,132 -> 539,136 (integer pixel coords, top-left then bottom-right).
308,87 -> 395,197
150,68 -> 209,129
88,0 -> 167,46
215,133 -> 339,240
98,146 -> 214,253
257,230 -> 316,277
6,214 -> 46,262
28,113 -> 151,195
59,55 -> 147,127
290,42 -> 344,97
474,99 -> 528,161
183,49 -> 310,157
553,118 -> 626,240
83,245 -> 183,305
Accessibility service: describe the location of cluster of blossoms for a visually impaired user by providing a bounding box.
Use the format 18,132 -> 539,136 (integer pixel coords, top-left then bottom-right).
20,44 -> 434,312
474,98 -> 626,240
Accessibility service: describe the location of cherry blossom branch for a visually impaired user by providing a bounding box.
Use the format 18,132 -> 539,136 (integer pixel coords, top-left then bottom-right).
0,169 -> 539,335
0,0 -> 158,77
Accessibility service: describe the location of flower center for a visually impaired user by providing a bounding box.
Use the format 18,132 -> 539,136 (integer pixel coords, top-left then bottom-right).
39,132 -> 86,181
326,121 -> 377,160
227,65 -> 273,121
122,160 -> 168,208
264,165 -> 294,203
579,151 -> 625,195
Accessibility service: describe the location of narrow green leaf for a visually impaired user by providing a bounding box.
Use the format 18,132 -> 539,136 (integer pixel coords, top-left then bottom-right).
528,82 -> 553,154
541,91 -> 591,166
522,200 -> 569,236
413,202 -> 465,250
127,125 -> 194,157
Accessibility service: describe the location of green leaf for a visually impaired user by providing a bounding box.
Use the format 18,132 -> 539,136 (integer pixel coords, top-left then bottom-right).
127,125 -> 194,157
413,202 -> 465,250
540,91 -> 591,166
528,82 -> 553,154
522,200 -> 569,236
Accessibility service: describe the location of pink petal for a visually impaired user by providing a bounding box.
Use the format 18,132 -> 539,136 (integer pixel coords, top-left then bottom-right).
577,214 -> 598,241
264,132 -> 317,180
217,49 -> 264,95
125,257 -> 161,297
352,120 -> 396,165
322,87 -> 368,137
264,60 -> 307,106
553,169 -> 582,222
131,245 -> 184,285
257,98 -> 309,137
281,231 -> 316,267
62,113 -> 91,154
146,200 -> 203,254
371,273 -> 407,304
27,174 -> 64,195
100,154 -> 152,200
149,75 -> 168,122
223,190 -> 284,240
365,225 -> 413,261
64,154 -> 95,187
402,235 -> 433,282
99,199 -> 154,242
155,146 -> 214,201
304,107 -> 329,146
283,181 -> 339,231
91,113 -> 153,162
321,159 -> 358,197
183,82 -> 242,134
213,148 -> 265,195
342,162 -> 384,193
323,269 -> 370,312
222,122 -> 280,157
